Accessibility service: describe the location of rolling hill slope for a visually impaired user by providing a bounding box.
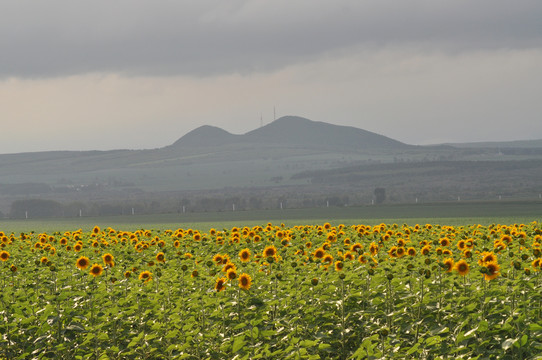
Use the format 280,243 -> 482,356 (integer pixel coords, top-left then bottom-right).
1,115 -> 542,216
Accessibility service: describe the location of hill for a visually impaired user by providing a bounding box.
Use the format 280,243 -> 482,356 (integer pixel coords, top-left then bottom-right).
168,115 -> 412,151
1,115 -> 542,218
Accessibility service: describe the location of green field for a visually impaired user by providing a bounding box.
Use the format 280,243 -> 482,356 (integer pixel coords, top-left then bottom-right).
1,200 -> 540,233
2,216 -> 542,358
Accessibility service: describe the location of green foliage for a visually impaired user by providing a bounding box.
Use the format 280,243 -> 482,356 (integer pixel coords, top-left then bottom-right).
1,220 -> 542,358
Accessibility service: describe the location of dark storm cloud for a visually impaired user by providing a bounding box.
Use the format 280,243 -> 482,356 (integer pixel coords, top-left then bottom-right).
1,0 -> 542,78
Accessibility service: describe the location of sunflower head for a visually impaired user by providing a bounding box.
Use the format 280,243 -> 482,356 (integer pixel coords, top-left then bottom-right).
156,252 -> 165,263
102,253 -> 114,265
238,273 -> 252,290
89,263 -> 103,277
263,245 -> 277,258
213,254 -> 224,265
483,261 -> 500,281
239,249 -> 251,262
313,248 -> 325,259
454,259 -> 470,276
138,270 -> 152,283
226,268 -> 237,280
215,277 -> 227,292
322,254 -> 333,264
76,256 -> 90,270
443,258 -> 454,273
0,250 -> 10,262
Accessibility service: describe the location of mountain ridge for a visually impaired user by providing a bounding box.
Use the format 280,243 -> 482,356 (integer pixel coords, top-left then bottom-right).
168,115 -> 412,151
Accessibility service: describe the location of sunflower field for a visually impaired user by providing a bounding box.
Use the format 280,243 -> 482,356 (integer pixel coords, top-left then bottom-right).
1,222 -> 542,359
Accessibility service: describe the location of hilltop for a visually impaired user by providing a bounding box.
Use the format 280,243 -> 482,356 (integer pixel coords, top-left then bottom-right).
168,115 -> 412,151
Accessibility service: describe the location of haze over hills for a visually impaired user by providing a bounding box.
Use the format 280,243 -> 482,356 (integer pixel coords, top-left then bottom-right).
0,115 -> 541,218
168,116 -> 412,151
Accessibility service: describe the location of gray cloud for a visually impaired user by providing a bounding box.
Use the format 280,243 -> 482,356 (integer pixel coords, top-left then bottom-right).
2,0 -> 542,78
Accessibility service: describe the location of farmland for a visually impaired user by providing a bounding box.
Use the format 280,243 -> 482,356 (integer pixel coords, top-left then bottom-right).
1,217 -> 542,359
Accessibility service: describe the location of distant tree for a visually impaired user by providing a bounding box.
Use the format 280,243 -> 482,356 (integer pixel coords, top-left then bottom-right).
374,188 -> 386,204
10,199 -> 64,218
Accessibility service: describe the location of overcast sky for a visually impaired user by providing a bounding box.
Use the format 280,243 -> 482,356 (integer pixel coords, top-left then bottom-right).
1,0 -> 542,154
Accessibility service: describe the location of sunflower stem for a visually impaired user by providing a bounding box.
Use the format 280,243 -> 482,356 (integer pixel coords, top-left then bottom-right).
340,277 -> 346,359
237,286 -> 241,322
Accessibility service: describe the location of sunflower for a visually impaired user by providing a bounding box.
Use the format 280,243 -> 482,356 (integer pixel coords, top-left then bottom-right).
322,254 -> 334,265
239,249 -> 251,262
40,256 -> 49,265
313,248 -> 325,259
213,254 -> 224,265
74,243 -> 83,252
407,247 -> 416,256
226,268 -> 237,280
124,271 -> 131,278
138,270 -> 152,282
396,247 -> 406,258
421,245 -> 431,256
334,260 -> 344,271
215,277 -> 227,292
0,250 -> 9,262
191,270 -> 199,278
532,258 -> 542,270
10,264 -> 17,273
89,263 -> 103,277
350,242 -> 363,253
92,226 -> 100,234
76,256 -> 90,270
102,253 -> 114,266
238,273 -> 252,290
443,258 -> 454,273
156,252 -> 166,263
483,261 -> 500,281
388,246 -> 398,258
222,262 -> 236,273
369,242 -> 379,256
358,254 -> 368,264
457,240 -> 466,251
263,245 -> 277,258
478,251 -> 497,266
454,259 -> 470,276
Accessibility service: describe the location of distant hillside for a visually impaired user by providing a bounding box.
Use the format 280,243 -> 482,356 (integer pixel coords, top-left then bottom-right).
169,116 -> 412,151
2,115 -> 542,217
446,139 -> 542,149
169,125 -> 240,148
243,116 -> 412,150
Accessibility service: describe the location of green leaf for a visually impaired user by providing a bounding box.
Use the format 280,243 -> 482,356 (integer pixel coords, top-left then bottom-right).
232,335 -> 246,353
425,336 -> 441,347
529,323 -> 542,331
300,339 -> 317,347
519,334 -> 528,347
406,343 -> 420,355
429,325 -> 449,336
